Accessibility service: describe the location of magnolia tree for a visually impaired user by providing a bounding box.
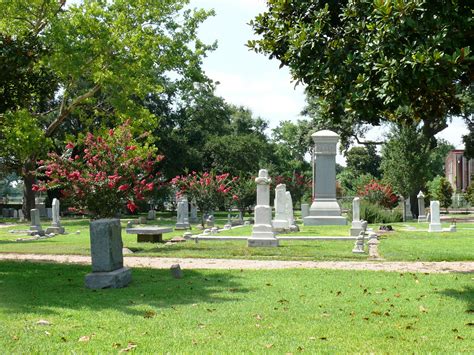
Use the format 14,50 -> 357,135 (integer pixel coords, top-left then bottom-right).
35,124 -> 163,219
171,171 -> 237,226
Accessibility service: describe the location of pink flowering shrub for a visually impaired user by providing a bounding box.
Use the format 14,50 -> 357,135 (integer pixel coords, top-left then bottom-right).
171,171 -> 237,226
359,180 -> 398,209
273,172 -> 312,203
35,123 -> 163,219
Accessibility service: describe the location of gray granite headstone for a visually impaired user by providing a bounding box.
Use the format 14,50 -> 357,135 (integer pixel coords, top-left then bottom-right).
29,209 -> 45,236
417,191 -> 426,222
304,130 -> 346,225
301,203 -> 310,218
175,196 -> 190,229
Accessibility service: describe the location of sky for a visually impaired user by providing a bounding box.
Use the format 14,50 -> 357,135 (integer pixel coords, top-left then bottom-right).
190,0 -> 469,159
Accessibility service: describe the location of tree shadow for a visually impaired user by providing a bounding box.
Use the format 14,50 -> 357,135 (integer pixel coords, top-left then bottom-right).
438,286 -> 474,313
0,261 -> 251,317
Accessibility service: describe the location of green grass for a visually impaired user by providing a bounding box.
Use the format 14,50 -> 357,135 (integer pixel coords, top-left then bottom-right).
1,217 -> 473,261
0,261 -> 472,353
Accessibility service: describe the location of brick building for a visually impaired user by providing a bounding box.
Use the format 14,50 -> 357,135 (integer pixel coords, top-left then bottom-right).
445,150 -> 473,192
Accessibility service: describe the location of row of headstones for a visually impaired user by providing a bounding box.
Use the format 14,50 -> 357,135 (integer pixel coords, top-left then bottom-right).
272,184 -> 298,232
28,198 -> 65,236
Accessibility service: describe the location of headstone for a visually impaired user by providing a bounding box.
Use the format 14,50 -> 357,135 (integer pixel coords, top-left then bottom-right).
46,208 -> 53,219
147,209 -> 156,220
170,264 -> 183,279
175,197 -> 190,229
18,209 -> 25,222
417,191 -> 426,222
404,198 -> 413,221
248,169 -> 278,247
13,210 -> 18,218
205,214 -> 214,228
272,184 -> 289,230
428,201 -> 442,232
85,219 -> 131,289
46,198 -> 65,234
350,197 -> 364,236
285,192 -> 295,226
28,209 -> 45,236
304,130 -> 346,225
1,208 -> 8,218
35,201 -> 47,218
189,200 -> 198,223
301,203 -> 310,218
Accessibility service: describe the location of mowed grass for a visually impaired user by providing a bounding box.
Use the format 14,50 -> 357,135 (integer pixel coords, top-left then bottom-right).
0,261 -> 472,353
0,216 -> 473,262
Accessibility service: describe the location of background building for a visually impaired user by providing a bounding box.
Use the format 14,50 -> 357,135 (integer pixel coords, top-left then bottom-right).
445,150 -> 473,192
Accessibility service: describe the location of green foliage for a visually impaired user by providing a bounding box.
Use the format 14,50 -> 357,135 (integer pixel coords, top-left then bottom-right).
465,183 -> 474,206
345,145 -> 381,179
249,0 -> 473,146
427,176 -> 454,210
359,201 -> 402,224
337,171 -> 374,196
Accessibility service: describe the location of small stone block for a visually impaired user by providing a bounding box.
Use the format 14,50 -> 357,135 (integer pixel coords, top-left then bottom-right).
85,267 -> 132,289
45,226 -> 65,234
247,238 -> 279,247
170,264 -> 183,279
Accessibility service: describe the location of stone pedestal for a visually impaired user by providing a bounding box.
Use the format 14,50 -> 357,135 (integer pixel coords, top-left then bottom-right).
417,191 -> 426,222
304,130 -> 347,226
272,184 -> 289,230
428,201 -> 442,232
85,219 -> 131,289
248,169 -> 278,247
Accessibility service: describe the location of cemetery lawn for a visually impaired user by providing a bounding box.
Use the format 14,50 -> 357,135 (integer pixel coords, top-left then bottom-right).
0,218 -> 473,262
0,261 -> 472,353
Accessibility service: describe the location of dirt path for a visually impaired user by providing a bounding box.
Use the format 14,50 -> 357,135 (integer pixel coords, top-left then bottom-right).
0,253 -> 473,273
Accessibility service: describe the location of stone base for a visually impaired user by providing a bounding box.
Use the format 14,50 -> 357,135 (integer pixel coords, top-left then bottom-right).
27,229 -> 45,236
45,226 -> 65,234
350,227 -> 363,237
304,216 -> 347,226
248,238 -> 279,247
352,248 -> 365,254
175,223 -> 191,230
137,234 -> 163,243
428,223 -> 442,232
418,215 -> 427,223
85,267 -> 132,289
272,219 -> 289,230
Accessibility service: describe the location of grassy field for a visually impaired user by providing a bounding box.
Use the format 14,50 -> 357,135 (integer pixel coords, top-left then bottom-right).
0,261 -> 472,353
0,215 -> 473,261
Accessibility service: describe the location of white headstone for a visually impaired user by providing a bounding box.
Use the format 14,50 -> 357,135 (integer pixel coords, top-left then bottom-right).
46,198 -> 65,234
285,191 -> 295,227
248,169 -> 278,247
13,210 -> 18,218
175,197 -> 190,229
428,201 -> 442,232
18,209 -> 25,222
272,184 -> 289,230
301,203 -> 310,218
304,130 -> 346,225
350,197 -> 363,236
417,191 -> 426,222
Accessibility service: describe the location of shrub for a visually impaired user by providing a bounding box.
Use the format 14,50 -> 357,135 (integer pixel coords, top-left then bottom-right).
427,176 -> 453,210
359,201 -> 403,224
466,183 -> 474,206
359,180 -> 399,209
35,123 -> 163,219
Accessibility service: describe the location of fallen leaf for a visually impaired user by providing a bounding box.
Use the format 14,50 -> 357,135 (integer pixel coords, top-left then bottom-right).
255,323 -> 261,328
297,345 -> 304,351
119,342 -> 137,352
466,322 -> 474,326
308,337 -> 316,341
143,310 -> 156,319
278,299 -> 289,304
394,293 -> 401,298
44,331 -> 51,336
192,339 -> 198,345
198,323 -> 206,329
206,308 -> 216,313
36,320 -> 51,326
456,336 -> 464,340
265,344 -> 273,349
419,305 -> 428,313
371,311 -> 382,316
255,314 -> 263,320
61,337 -> 67,342
465,309 -> 474,314
12,335 -> 19,341
266,283 -> 272,286
229,288 -> 238,292
452,328 -> 458,333
319,337 -> 327,341
336,291 -> 342,296
112,343 -> 121,349
362,317 -> 369,321
406,325 -> 414,330
78,336 -> 90,342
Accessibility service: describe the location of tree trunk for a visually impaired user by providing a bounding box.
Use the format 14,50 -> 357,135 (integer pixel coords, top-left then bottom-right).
22,160 -> 36,221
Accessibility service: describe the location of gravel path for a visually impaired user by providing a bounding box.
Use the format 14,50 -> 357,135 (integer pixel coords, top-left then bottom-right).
0,253 -> 473,274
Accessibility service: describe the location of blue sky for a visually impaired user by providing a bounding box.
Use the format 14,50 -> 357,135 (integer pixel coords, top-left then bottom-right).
191,0 -> 468,152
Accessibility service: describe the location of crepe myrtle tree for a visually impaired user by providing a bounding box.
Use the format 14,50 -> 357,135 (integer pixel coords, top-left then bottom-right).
171,171 -> 237,227
35,123 -> 163,219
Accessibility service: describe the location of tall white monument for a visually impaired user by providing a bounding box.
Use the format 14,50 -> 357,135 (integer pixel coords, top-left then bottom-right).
428,200 -> 442,232
417,191 -> 426,222
46,198 -> 65,234
304,130 -> 346,226
272,184 -> 289,230
248,169 -> 278,247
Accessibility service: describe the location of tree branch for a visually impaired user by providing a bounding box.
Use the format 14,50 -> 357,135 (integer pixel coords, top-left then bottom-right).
353,135 -> 385,145
44,84 -> 101,138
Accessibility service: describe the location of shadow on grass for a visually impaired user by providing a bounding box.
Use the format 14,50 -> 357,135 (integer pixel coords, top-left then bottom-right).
439,286 -> 474,313
0,261 -> 250,317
